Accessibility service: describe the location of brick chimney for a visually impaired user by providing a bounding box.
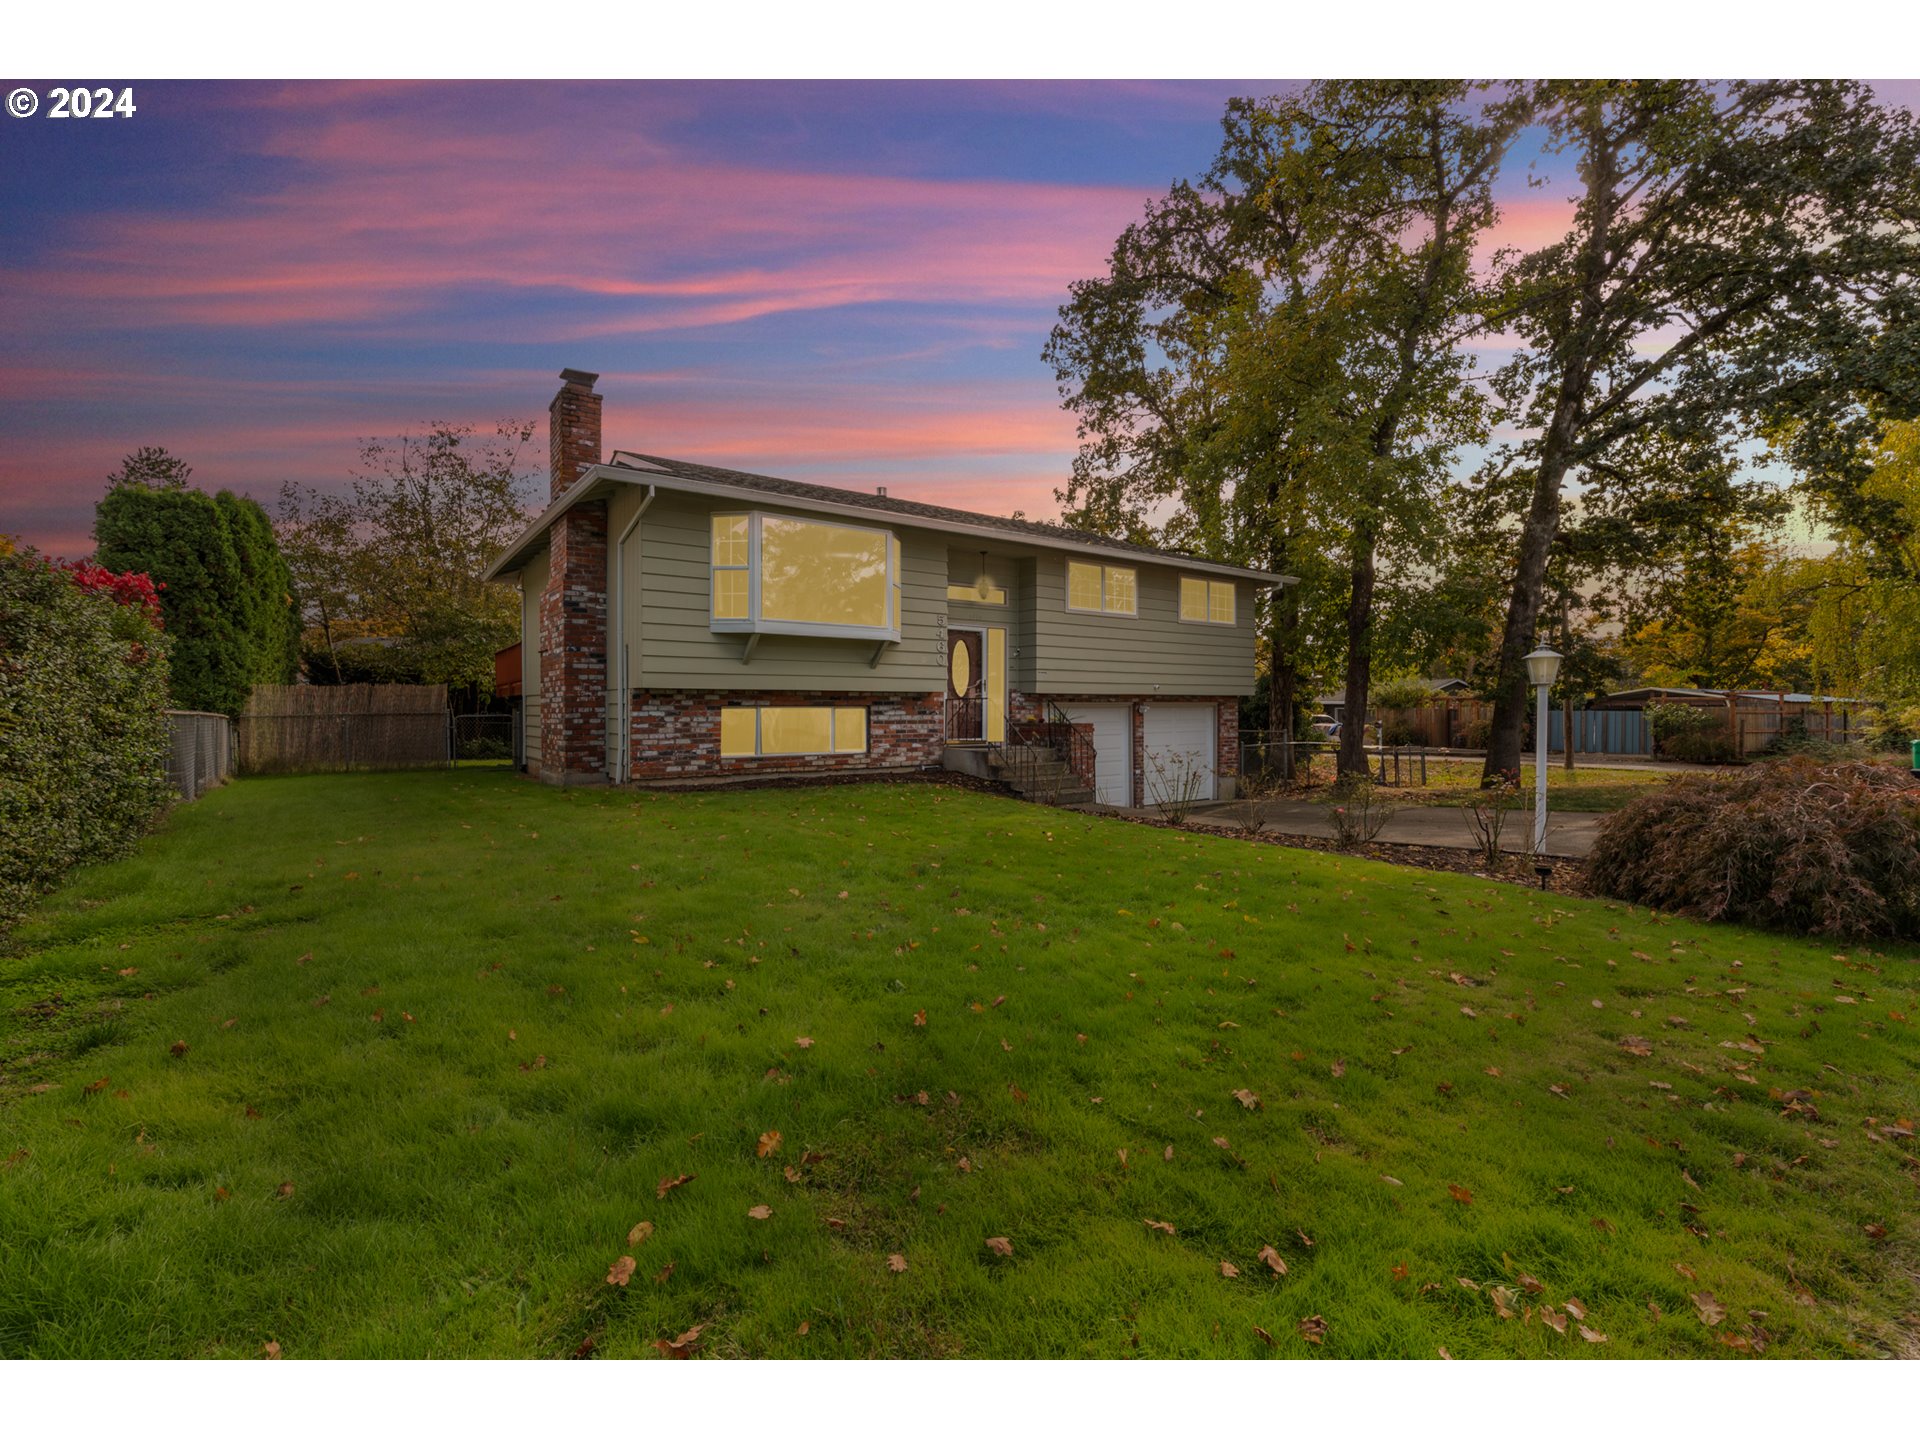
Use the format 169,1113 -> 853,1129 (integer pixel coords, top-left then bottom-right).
549,367 -> 602,501
538,368 -> 609,784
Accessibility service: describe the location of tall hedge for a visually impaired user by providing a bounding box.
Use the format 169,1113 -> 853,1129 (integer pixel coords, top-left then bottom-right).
93,485 -> 297,716
0,549 -> 173,927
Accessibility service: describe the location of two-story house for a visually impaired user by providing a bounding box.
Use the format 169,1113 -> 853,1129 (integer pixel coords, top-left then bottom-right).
483,370 -> 1294,805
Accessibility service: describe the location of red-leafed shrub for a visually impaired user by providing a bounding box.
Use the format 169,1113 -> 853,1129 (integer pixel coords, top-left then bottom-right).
56,559 -> 165,625
1585,755 -> 1920,939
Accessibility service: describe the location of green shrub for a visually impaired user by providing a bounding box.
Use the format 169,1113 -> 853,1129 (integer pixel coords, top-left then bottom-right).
93,482 -> 296,715
1585,754 -> 1920,939
0,549 -> 174,926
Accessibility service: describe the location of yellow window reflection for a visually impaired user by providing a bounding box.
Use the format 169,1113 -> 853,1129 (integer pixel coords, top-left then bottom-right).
759,516 -> 890,629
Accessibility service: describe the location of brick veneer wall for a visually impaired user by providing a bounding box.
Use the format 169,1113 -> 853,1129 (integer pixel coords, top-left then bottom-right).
1011,692 -> 1240,806
630,690 -> 946,781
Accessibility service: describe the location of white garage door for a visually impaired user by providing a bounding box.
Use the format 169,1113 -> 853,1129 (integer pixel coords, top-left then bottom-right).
1063,704 -> 1132,806
1143,703 -> 1217,804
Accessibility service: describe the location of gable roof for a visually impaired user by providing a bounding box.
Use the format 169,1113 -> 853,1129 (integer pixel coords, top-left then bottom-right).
482,452 -> 1295,585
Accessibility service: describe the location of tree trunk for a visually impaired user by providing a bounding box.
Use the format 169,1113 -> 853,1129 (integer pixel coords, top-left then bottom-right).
1337,521 -> 1378,778
1267,532 -> 1300,781
1481,449 -> 1568,782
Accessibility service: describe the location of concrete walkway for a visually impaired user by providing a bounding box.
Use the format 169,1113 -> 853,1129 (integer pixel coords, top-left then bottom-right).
1108,799 -> 1604,858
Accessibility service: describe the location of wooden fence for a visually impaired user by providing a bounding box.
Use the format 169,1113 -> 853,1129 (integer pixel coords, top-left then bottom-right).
237,684 -> 449,774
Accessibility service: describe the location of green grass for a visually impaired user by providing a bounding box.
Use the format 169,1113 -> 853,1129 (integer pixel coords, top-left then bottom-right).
2,771 -> 1915,1359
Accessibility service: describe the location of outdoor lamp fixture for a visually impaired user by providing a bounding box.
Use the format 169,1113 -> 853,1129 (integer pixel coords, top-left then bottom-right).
1523,645 -> 1563,855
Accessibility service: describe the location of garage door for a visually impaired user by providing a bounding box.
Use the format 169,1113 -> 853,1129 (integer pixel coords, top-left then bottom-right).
1063,704 -> 1132,806
1143,703 -> 1217,804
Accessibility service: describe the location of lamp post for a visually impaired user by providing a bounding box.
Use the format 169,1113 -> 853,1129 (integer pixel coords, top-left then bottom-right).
1523,645 -> 1563,855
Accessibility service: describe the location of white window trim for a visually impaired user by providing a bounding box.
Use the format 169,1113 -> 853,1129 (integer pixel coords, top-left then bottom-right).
710,510 -> 902,642
1178,576 -> 1238,627
722,705 -> 870,758
1066,560 -> 1139,618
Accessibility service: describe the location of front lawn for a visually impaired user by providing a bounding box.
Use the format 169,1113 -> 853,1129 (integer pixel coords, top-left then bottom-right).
2,771 -> 1914,1358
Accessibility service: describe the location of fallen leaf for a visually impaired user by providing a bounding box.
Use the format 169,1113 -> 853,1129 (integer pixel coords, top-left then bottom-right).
784,1165 -> 802,1184
1457,1277 -> 1480,1291
1564,1298 -> 1587,1321
756,1130 -> 782,1158
1490,1285 -> 1518,1319
886,1253 -> 907,1273
169,1040 -> 189,1058
1619,1037 -> 1652,1057
606,1255 -> 637,1286
654,1324 -> 704,1359
261,1340 -> 282,1359
1541,1307 -> 1567,1335
1682,1169 -> 1700,1191
628,1221 -> 654,1247
957,1156 -> 972,1173
571,1336 -> 596,1359
1591,1217 -> 1615,1234
1219,1261 -> 1240,1278
1380,1174 -> 1403,1187
1390,1263 -> 1410,1282
1448,1183 -> 1473,1206
1163,1145 -> 1174,1161
797,1321 -> 811,1335
1297,1315 -> 1328,1345
986,1236 -> 1013,1257
1518,1273 -> 1543,1294
1864,1223 -> 1888,1240
747,1204 -> 773,1220
1252,1325 -> 1274,1348
1231,1088 -> 1260,1109
1296,1230 -> 1314,1248
794,1037 -> 813,1049
1483,1065 -> 1505,1078
913,1010 -> 926,1027
653,1261 -> 675,1285
275,1181 -> 294,1198
1437,1345 -> 1454,1360
1578,1325 -> 1609,1344
1144,1219 -> 1176,1236
1000,1038 -> 1012,1052
1258,1244 -> 1287,1276
1329,1060 -> 1346,1078
657,1173 -> 694,1199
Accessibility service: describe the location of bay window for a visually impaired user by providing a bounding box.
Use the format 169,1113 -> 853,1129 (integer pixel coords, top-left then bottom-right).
710,512 -> 900,640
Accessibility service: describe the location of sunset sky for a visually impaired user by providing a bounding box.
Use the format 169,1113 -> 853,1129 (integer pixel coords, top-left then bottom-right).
4,78 -> 1916,558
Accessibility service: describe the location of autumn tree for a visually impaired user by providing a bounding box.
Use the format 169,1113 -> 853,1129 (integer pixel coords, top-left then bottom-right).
1477,79 -> 1920,782
1048,82 -> 1512,775
276,420 -> 537,694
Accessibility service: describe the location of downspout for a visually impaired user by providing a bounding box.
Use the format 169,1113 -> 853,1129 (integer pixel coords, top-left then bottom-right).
612,485 -> 657,784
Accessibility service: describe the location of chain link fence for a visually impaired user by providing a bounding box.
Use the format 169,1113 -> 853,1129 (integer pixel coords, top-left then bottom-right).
164,710 -> 235,801
453,712 -> 515,765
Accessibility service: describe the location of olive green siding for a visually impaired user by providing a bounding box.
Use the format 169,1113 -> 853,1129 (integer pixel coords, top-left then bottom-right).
1028,553 -> 1256,697
512,485 -> 1256,707
629,492 -> 946,692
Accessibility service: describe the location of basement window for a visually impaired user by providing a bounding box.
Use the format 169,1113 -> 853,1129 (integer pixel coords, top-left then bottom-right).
719,706 -> 870,758
1179,576 -> 1237,626
710,512 -> 900,641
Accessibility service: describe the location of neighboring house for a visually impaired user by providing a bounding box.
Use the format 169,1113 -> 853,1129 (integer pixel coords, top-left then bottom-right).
482,371 -> 1294,805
